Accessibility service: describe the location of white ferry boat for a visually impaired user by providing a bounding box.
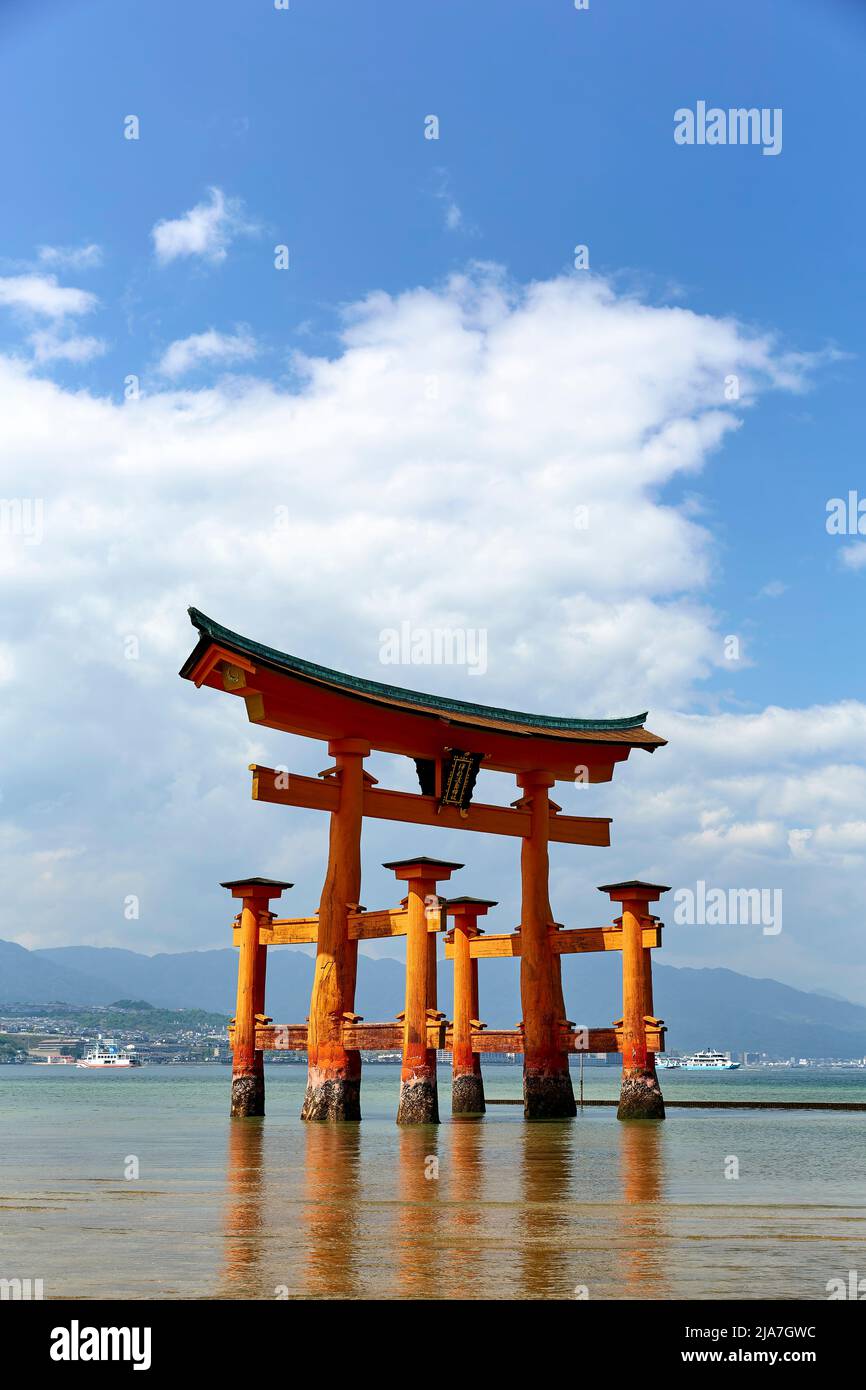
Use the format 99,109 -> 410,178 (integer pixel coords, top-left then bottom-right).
660,1049 -> 739,1071
76,1044 -> 141,1069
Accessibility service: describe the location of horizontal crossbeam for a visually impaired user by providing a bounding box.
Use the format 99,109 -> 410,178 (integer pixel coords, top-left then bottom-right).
249,765 -> 611,847
463,1024 -> 665,1054
443,923 -> 662,959
232,904 -> 446,946
233,915 -> 319,946
229,1020 -> 666,1055
348,906 -> 445,939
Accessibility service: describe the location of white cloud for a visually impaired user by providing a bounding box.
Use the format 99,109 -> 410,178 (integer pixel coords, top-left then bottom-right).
758,579 -> 786,597
38,243 -> 103,271
0,274 -> 97,319
30,330 -> 106,364
787,828 -> 813,858
432,169 -> 470,234
443,199 -> 463,231
156,328 -> 257,379
0,266 -> 860,1000
841,543 -> 866,571
151,187 -> 255,265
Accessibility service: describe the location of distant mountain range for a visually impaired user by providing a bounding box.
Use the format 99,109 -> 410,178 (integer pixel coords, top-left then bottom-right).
2,938 -> 866,1058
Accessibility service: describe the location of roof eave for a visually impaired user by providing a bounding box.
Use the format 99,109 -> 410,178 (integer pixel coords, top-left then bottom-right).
180,609 -> 665,749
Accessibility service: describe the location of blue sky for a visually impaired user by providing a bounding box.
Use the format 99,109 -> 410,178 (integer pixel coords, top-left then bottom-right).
2,1 -> 866,999
3,0 -> 863,704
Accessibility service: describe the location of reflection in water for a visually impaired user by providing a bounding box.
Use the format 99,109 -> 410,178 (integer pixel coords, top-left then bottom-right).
218,1092 -> 667,1300
519,1120 -> 579,1300
447,1117 -> 486,1289
394,1126 -> 442,1298
221,1119 -> 266,1295
302,1123 -> 363,1298
618,1120 -> 668,1298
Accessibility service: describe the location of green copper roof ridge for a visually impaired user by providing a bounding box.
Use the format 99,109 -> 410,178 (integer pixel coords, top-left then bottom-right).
184,607 -> 651,733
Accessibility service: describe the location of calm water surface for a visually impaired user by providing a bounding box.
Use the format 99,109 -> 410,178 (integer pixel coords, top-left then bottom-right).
1,1065 -> 863,1300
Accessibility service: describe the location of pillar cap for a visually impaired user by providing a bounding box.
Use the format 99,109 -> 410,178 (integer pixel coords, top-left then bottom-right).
220,877 -> 293,898
597,879 -> 670,903
446,896 -> 498,916
382,856 -> 463,882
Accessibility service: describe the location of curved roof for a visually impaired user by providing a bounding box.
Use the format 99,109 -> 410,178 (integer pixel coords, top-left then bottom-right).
180,607 -> 661,741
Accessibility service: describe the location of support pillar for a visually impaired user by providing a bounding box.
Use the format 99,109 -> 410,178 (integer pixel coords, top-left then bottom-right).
643,927 -> 657,1074
222,877 -> 291,1117
252,939 -> 268,1105
544,884 -> 569,1046
446,897 -> 496,1116
599,880 -> 669,1120
302,738 -> 370,1121
517,771 -> 576,1119
385,856 -> 463,1125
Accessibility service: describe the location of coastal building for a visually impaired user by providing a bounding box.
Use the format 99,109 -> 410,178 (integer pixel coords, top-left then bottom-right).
27,1039 -> 80,1061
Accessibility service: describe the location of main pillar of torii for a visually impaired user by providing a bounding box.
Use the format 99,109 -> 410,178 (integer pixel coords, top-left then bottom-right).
516,770 -> 576,1119
302,738 -> 371,1122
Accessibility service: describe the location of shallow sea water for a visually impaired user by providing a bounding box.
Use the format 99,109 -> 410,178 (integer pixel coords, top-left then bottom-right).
0,1065 -> 863,1300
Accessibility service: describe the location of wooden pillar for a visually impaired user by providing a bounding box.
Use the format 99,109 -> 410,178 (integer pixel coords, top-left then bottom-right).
469,954 -> 481,1032
221,877 -> 291,1117
446,897 -> 496,1116
302,738 -> 370,1122
643,931 -> 656,1072
252,939 -> 268,1100
385,856 -> 462,1125
544,876 -> 569,1033
517,771 -> 576,1119
599,880 -> 668,1120
426,922 -> 438,1019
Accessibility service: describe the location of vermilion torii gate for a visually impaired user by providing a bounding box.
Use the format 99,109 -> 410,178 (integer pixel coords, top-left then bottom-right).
180,608 -> 669,1122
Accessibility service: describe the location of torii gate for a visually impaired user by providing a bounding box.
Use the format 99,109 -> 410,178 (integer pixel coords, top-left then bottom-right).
180,608 -> 669,1122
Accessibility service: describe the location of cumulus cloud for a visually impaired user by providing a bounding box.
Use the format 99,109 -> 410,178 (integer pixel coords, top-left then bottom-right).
0,273 -> 97,318
0,265 -> 860,999
29,330 -> 106,364
37,243 -> 103,271
156,327 -> 257,378
151,187 -> 256,265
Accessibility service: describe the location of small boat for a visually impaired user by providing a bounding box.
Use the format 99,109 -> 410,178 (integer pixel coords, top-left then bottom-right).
76,1044 -> 141,1069
674,1048 -> 740,1071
